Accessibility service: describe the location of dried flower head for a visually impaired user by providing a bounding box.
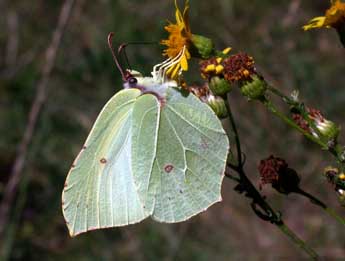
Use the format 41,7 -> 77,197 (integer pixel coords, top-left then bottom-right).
258,155 -> 300,194
187,83 -> 210,102
258,155 -> 287,186
200,57 -> 224,79
292,113 -> 311,133
199,48 -> 231,79
222,53 -> 256,83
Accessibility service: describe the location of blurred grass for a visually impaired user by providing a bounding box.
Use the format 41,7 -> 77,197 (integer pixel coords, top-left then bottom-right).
1,0 -> 345,259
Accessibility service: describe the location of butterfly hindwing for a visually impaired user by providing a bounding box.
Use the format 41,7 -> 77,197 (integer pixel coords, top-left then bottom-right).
132,88 -> 229,223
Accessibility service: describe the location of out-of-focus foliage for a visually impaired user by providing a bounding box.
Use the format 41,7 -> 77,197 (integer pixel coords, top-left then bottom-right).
0,0 -> 345,259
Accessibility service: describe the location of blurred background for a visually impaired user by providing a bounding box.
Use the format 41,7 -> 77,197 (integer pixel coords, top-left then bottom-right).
1,0 -> 345,259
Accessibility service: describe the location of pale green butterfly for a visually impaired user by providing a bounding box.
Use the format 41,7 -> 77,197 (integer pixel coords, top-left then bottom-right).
62,33 -> 229,237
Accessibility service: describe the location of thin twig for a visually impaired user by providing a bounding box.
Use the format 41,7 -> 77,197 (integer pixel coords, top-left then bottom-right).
225,95 -> 242,168
5,11 -> 18,69
0,0 -> 76,238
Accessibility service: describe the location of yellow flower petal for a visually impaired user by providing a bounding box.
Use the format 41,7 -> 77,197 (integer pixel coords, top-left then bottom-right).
167,63 -> 181,79
205,64 -> 216,72
303,16 -> 326,30
222,47 -> 232,55
161,1 -> 192,80
175,0 -> 184,25
215,65 -> 224,74
180,54 -> 188,71
183,0 -> 190,33
303,0 -> 345,30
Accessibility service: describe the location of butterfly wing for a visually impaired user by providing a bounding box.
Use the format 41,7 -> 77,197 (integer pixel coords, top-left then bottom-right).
62,88 -> 149,237
132,88 -> 229,222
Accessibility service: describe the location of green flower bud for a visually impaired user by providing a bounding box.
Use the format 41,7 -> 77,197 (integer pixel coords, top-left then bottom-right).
240,75 -> 267,100
191,34 -> 215,59
207,95 -> 228,119
315,119 -> 340,140
209,76 -> 232,96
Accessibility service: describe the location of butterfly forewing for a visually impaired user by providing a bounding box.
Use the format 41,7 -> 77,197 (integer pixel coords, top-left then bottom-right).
62,89 -> 149,237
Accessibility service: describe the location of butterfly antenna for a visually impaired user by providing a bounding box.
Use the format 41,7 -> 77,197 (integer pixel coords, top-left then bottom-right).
118,43 -> 132,71
107,32 -> 127,80
118,41 -> 158,72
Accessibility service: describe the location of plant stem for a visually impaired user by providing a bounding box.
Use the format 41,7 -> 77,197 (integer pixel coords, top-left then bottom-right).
265,85 -> 345,163
277,223 -> 318,260
225,98 -> 242,167
262,98 -> 326,148
224,96 -> 319,259
295,188 -> 345,226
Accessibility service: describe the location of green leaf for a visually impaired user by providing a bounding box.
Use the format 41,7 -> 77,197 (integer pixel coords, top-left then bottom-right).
62,87 -> 229,236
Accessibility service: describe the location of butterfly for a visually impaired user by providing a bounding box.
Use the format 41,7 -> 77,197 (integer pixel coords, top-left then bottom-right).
62,33 -> 229,236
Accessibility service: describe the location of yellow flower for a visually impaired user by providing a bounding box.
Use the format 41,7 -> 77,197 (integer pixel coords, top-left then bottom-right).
161,0 -> 192,79
303,0 -> 345,30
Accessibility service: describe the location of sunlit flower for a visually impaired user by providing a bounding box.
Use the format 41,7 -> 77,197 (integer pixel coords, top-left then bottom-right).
303,0 -> 345,30
199,47 -> 232,79
161,0 -> 192,79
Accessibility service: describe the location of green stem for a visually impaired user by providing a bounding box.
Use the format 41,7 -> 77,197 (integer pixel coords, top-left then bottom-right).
265,85 -> 345,163
224,97 -> 319,259
295,188 -> 345,226
262,98 -> 327,148
277,223 -> 318,260
224,97 -> 243,167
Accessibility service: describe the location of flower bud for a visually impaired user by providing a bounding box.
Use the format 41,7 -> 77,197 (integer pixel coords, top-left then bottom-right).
315,119 -> 340,140
206,95 -> 228,119
191,34 -> 215,59
240,75 -> 267,100
324,166 -> 345,189
209,76 -> 233,96
308,108 -> 340,140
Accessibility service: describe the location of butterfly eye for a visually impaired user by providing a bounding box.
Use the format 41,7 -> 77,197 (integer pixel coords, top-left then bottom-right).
128,77 -> 137,85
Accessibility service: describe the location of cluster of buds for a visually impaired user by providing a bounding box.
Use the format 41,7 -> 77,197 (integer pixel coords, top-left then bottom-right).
291,107 -> 340,142
199,52 -> 267,100
188,83 -> 228,119
258,155 -> 300,194
324,166 -> 345,198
